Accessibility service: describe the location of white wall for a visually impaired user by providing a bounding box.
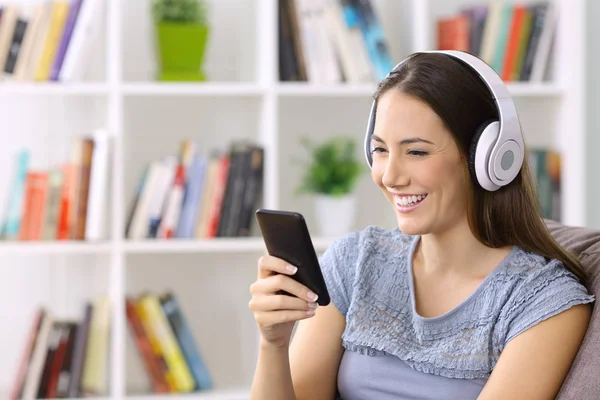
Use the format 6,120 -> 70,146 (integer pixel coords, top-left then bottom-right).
586,0 -> 600,228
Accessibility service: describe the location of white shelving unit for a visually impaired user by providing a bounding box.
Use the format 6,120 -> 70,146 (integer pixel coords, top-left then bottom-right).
0,0 -> 585,399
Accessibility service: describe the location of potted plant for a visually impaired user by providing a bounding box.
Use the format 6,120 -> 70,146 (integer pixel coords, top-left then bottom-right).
296,136 -> 365,237
151,0 -> 210,81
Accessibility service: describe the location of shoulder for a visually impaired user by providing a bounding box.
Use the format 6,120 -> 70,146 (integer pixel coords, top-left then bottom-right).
319,225 -> 413,273
496,248 -> 595,347
318,226 -> 414,316
319,225 -> 411,261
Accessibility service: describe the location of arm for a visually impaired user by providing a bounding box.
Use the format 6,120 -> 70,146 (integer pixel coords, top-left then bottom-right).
478,303 -> 592,400
250,302 -> 346,400
289,302 -> 346,399
251,338 -> 296,400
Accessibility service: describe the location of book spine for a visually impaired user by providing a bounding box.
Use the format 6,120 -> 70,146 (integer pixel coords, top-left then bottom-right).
236,147 -> 264,236
73,138 -> 95,240
50,0 -> 84,81
9,309 -> 43,400
85,130 -> 110,240
4,18 -> 28,76
161,293 -> 213,390
125,298 -> 170,393
3,150 -> 30,239
67,303 -> 92,398
176,154 -> 207,238
34,1 -> 69,81
59,0 -> 103,82
138,295 -> 195,392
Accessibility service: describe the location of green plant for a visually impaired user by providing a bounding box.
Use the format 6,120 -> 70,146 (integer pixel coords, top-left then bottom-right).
152,0 -> 208,24
295,136 -> 366,197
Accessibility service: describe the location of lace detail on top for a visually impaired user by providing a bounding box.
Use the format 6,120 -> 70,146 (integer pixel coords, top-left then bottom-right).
318,226 -> 595,380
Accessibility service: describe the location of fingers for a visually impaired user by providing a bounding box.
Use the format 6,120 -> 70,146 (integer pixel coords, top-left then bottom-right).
257,255 -> 297,279
249,293 -> 318,313
250,273 -> 319,304
253,309 -> 316,326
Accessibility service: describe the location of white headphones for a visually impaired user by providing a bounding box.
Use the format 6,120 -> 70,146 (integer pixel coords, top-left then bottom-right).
364,50 -> 524,192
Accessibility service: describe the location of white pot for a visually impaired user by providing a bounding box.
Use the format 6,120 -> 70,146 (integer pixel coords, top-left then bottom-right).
314,194 -> 357,237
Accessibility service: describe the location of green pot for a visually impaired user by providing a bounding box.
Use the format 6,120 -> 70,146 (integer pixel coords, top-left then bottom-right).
156,22 -> 210,81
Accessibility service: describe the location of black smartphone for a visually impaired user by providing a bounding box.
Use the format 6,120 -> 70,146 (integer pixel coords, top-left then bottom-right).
255,208 -> 331,306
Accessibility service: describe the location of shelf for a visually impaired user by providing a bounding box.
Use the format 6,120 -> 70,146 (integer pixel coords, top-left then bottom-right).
0,82 -> 110,95
0,241 -> 113,255
123,237 -> 335,254
0,82 -> 560,98
126,388 -> 249,400
275,82 -> 377,97
0,238 -> 337,255
122,83 -> 267,97
274,82 -> 564,98
505,82 -> 564,96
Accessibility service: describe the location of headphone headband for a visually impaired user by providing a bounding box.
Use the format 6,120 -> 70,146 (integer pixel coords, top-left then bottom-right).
364,50 -> 524,191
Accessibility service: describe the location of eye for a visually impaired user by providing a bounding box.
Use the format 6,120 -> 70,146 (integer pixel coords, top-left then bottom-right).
408,150 -> 428,156
371,146 -> 387,155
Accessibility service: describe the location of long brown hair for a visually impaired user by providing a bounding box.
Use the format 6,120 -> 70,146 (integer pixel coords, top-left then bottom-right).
373,52 -> 586,282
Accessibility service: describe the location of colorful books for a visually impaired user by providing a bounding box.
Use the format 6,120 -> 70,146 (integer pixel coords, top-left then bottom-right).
126,139 -> 265,240
436,1 -> 557,82
10,297 -> 110,399
0,0 -> 102,82
278,0 -> 393,83
126,291 -> 214,393
0,131 -> 111,242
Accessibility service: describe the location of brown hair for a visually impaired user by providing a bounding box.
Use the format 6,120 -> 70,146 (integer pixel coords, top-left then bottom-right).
373,52 -> 586,282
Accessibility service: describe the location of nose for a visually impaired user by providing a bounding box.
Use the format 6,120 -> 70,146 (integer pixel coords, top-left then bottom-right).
381,156 -> 409,189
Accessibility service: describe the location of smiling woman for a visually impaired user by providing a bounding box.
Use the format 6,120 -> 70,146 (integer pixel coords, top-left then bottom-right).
247,51 -> 594,400
368,90 -> 470,235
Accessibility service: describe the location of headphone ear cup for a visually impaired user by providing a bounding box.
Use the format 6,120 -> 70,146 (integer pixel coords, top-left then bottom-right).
469,120 -> 501,191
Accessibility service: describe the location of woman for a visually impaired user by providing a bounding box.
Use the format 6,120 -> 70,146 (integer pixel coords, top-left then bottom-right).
248,52 -> 595,400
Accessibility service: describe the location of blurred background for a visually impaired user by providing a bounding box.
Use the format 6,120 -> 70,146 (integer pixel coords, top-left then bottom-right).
0,0 -> 595,399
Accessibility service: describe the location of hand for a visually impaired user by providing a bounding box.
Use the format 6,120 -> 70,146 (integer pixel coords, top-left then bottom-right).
249,255 -> 319,348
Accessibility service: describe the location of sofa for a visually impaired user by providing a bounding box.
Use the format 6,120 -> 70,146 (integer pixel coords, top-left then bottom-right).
546,220 -> 600,399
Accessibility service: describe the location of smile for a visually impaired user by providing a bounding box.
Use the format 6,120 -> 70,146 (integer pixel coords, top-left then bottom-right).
393,194 -> 427,213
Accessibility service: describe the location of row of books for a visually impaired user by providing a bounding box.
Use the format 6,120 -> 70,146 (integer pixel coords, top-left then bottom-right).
437,1 -> 556,82
126,292 -> 213,393
0,0 -> 102,83
529,148 -> 561,222
0,131 -> 110,241
9,291 -> 214,399
126,139 -> 264,240
10,297 -> 111,399
278,0 -> 394,84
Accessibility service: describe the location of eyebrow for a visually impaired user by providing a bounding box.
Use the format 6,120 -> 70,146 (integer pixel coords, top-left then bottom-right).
371,134 -> 434,145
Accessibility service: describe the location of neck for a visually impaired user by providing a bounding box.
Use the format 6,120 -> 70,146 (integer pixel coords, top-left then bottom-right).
414,218 -> 509,277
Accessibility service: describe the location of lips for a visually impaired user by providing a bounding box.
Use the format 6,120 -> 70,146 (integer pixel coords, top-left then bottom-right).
393,193 -> 427,213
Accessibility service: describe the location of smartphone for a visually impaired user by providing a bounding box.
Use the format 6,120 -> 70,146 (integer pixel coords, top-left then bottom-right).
255,209 -> 331,306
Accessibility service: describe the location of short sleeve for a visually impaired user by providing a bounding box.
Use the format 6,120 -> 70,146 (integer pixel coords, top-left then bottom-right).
318,232 -> 360,317
502,260 -> 595,346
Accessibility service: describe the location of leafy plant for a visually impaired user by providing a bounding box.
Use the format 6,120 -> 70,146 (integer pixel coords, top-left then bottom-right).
295,136 -> 365,197
152,0 -> 208,24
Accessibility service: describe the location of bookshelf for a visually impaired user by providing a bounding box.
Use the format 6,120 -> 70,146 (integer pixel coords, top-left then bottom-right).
0,0 -> 585,399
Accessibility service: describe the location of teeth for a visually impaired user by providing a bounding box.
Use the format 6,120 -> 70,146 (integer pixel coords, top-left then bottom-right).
395,194 -> 426,207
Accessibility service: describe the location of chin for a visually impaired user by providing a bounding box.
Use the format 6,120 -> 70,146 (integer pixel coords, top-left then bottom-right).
395,215 -> 429,236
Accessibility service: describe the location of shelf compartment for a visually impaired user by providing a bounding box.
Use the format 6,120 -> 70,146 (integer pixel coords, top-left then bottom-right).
125,389 -> 249,400
0,82 -> 110,96
0,241 -> 113,255
274,82 -> 564,97
123,237 -> 334,254
275,82 -> 377,97
122,83 -> 267,97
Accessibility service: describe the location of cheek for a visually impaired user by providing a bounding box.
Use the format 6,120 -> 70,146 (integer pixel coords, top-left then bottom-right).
420,159 -> 464,189
370,161 -> 385,186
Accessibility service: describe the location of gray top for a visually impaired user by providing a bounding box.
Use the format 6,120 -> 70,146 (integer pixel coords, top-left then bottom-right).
317,226 -> 595,399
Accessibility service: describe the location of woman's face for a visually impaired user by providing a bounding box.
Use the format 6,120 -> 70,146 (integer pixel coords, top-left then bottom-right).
370,89 -> 469,236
